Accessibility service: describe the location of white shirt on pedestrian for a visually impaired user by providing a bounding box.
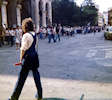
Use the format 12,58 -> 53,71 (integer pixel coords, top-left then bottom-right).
21,31 -> 38,52
42,28 -> 46,33
9,30 -> 15,36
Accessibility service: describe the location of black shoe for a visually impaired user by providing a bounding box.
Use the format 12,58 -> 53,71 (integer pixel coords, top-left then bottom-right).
34,95 -> 42,100
34,97 -> 42,100
7,97 -> 11,100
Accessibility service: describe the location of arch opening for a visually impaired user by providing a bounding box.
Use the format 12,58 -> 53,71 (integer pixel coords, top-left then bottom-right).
46,3 -> 49,27
39,0 -> 43,27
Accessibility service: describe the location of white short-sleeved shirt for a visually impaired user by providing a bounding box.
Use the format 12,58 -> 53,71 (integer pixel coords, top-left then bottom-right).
21,31 -> 38,51
9,30 -> 15,36
42,28 -> 46,33
47,28 -> 51,35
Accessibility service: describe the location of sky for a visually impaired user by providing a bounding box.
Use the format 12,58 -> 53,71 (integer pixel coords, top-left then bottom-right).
75,0 -> 112,13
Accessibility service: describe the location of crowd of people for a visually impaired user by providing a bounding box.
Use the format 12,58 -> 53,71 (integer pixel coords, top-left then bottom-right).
0,25 -> 103,48
0,25 -> 22,49
36,25 -> 103,41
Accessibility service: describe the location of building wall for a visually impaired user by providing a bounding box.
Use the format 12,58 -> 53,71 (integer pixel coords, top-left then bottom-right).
1,1 -> 7,27
7,0 -> 17,28
0,0 -> 52,28
0,2 -> 2,29
103,12 -> 108,25
21,0 -> 52,27
35,0 -> 52,28
98,13 -> 104,26
108,8 -> 112,26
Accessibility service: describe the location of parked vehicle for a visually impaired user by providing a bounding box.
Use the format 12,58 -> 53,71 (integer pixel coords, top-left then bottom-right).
104,26 -> 112,40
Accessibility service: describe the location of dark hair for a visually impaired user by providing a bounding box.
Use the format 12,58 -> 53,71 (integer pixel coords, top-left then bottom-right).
10,27 -> 12,30
22,18 -> 34,32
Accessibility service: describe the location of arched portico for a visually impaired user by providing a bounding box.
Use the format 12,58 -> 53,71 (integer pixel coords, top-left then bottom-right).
39,0 -> 43,27
0,0 -> 52,28
6,0 -> 17,28
35,0 -> 52,28
46,3 -> 49,27
1,1 -> 8,27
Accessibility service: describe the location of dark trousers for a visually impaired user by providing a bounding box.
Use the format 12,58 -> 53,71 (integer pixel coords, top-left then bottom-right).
55,34 -> 60,42
10,36 -> 14,46
11,67 -> 42,100
48,34 -> 55,43
40,32 -> 43,39
0,36 -> 2,47
5,36 -> 10,44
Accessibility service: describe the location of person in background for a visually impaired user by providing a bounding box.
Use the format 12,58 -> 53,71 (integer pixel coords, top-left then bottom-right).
39,27 -> 43,39
9,28 -> 15,47
35,26 -> 39,36
42,27 -> 46,39
94,26 -> 96,35
0,28 -> 4,47
48,27 -> 55,43
5,28 -> 10,45
66,26 -> 70,38
61,26 -> 65,36
55,26 -> 61,42
15,26 -> 22,50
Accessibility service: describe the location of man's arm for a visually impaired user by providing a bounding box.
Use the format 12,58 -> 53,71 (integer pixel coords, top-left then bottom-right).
0,32 -> 4,36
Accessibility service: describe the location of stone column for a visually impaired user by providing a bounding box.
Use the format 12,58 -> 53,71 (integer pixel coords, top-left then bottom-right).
42,3 -> 46,27
17,4 -> 22,26
31,0 -> 35,23
35,0 -> 39,29
1,1 -> 8,27
0,4 -> 2,28
7,0 -> 17,28
49,2 -> 52,26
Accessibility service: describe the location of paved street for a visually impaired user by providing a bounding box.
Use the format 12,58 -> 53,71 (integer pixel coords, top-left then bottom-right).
0,32 -> 112,100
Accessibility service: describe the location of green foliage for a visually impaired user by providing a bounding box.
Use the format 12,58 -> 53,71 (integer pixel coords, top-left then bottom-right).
52,0 -> 98,26
82,5 -> 98,25
52,0 -> 80,26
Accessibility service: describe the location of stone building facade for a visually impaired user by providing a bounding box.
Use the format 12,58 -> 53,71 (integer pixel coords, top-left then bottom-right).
103,11 -> 108,26
0,0 -> 52,28
108,8 -> 112,26
98,13 -> 104,27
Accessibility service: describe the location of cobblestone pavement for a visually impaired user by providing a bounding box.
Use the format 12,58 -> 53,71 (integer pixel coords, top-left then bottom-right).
0,32 -> 112,100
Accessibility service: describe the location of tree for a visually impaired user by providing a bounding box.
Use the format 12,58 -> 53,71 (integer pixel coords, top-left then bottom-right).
81,2 -> 98,26
52,0 -> 98,26
52,0 -> 80,26
83,0 -> 95,6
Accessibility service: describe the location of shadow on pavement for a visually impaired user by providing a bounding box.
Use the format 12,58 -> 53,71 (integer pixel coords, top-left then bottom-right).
1,36 -> 112,84
42,98 -> 68,100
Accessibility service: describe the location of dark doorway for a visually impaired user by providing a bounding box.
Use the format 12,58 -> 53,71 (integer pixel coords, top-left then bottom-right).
46,3 -> 49,27
39,0 -> 43,27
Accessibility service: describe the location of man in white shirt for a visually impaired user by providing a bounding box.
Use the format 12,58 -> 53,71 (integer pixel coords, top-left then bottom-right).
9,28 -> 15,46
